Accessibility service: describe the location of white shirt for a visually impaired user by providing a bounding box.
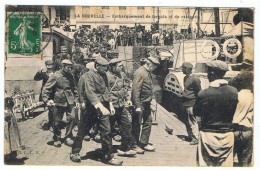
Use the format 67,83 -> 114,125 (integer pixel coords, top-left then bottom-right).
233,89 -> 253,128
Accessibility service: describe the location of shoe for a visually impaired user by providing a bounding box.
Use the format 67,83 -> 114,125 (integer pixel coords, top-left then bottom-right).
70,153 -> 81,163
94,134 -> 101,143
105,158 -> 123,166
190,138 -> 198,145
117,149 -> 136,157
54,141 -> 62,147
49,127 -> 53,132
65,138 -> 74,147
83,135 -> 91,141
142,144 -> 155,151
132,145 -> 145,154
113,135 -> 122,142
74,126 -> 78,132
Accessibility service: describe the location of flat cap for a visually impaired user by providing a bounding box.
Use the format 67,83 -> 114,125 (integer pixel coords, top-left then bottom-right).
147,56 -> 160,65
206,60 -> 229,71
95,57 -> 109,66
45,60 -> 54,65
61,59 -> 73,65
182,62 -> 193,69
109,58 -> 122,65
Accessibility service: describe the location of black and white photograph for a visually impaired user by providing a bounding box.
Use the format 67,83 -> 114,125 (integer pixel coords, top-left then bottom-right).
2,2 -> 256,167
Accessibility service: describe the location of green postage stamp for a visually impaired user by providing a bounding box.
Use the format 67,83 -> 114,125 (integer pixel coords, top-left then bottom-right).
8,14 -> 41,54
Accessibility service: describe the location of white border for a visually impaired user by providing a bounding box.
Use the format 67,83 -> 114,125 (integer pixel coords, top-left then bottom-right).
1,1 -> 259,170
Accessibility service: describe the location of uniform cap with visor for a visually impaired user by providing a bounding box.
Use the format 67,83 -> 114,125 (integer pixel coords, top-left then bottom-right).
45,60 -> 54,68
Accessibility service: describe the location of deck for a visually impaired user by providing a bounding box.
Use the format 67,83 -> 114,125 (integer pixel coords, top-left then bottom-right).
6,103 -> 197,166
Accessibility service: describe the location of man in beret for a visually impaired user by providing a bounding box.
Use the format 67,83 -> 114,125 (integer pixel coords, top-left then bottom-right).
106,58 -> 136,157
42,59 -> 79,148
34,60 -> 55,130
131,56 -> 160,152
70,57 -> 123,165
193,60 -> 238,166
181,62 -> 201,145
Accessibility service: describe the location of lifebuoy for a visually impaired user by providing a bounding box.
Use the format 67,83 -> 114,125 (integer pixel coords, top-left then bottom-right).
200,40 -> 220,60
223,38 -> 242,58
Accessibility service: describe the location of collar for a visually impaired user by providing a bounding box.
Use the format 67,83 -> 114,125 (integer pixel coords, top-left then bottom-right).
143,65 -> 149,72
209,79 -> 228,88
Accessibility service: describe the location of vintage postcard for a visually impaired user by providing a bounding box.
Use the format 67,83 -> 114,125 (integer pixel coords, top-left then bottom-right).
3,4 -> 254,167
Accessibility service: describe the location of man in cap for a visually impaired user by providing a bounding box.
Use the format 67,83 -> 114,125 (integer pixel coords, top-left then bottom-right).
34,60 -> 55,102
232,71 -> 253,167
42,59 -> 79,147
34,60 -> 55,130
100,48 -> 107,59
131,56 -> 160,152
181,62 -> 201,145
53,46 -> 71,71
72,45 -> 84,65
70,57 -> 123,166
193,60 -> 238,166
106,58 -> 136,157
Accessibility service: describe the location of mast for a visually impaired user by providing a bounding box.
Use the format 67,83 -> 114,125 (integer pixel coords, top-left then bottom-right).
197,7 -> 200,37
214,7 -> 220,36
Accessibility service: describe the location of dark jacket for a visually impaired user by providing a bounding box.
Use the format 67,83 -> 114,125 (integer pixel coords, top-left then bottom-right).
131,66 -> 154,108
80,69 -> 110,106
193,84 -> 238,133
34,70 -> 54,101
42,70 -> 78,107
182,74 -> 201,107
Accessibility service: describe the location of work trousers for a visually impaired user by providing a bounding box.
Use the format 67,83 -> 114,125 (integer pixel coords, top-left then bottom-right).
110,106 -> 134,150
184,107 -> 199,140
234,129 -> 253,167
72,102 -> 114,161
132,102 -> 152,146
52,105 -> 76,141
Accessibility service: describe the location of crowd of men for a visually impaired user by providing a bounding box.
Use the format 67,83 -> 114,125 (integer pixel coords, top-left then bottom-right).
34,43 -> 160,165
33,37 -> 253,166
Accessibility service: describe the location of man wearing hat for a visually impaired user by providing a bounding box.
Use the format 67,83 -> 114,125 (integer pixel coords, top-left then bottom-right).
34,60 -> 55,101
181,62 -> 201,145
53,46 -> 71,71
106,58 -> 137,157
72,45 -> 84,65
42,59 -> 79,148
34,60 -> 55,130
70,57 -> 123,165
193,60 -> 238,166
131,56 -> 160,152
